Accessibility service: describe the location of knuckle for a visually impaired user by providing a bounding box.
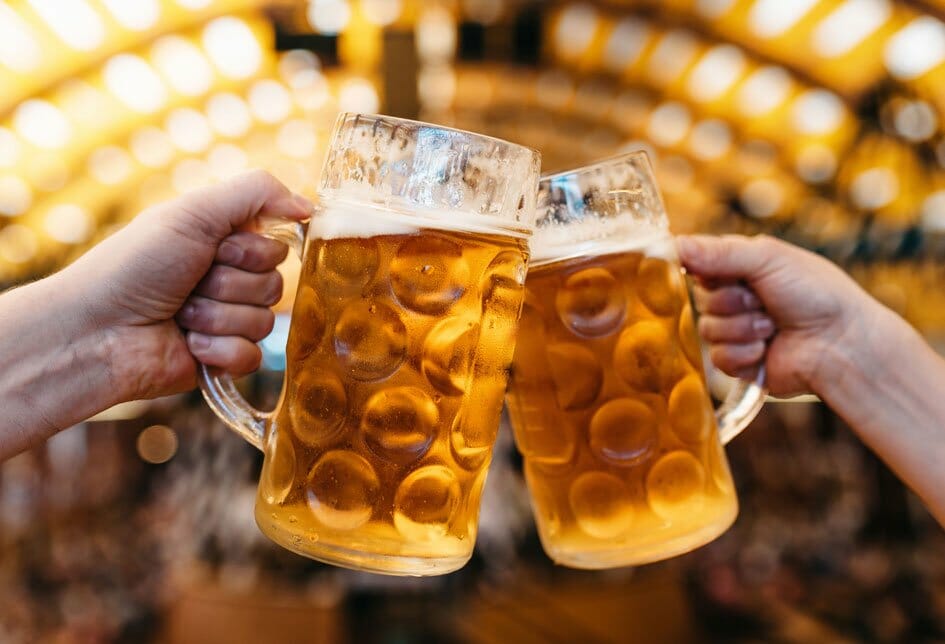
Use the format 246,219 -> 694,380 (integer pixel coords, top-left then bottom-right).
266,272 -> 283,304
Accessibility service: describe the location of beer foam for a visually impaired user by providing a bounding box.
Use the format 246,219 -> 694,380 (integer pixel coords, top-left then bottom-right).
530,218 -> 676,266
312,197 -> 531,240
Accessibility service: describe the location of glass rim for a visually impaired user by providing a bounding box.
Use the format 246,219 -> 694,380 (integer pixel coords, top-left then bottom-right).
335,112 -> 542,161
539,150 -> 652,183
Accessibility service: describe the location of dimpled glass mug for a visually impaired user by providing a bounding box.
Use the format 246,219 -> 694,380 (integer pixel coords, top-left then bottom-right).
505,152 -> 766,569
199,113 -> 541,576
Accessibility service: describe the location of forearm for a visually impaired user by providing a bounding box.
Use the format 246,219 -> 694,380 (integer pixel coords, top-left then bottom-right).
817,305 -> 945,526
0,274 -> 120,458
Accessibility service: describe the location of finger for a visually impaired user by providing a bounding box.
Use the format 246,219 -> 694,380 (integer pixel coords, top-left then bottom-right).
177,296 -> 275,341
215,232 -> 290,272
195,266 -> 283,305
160,170 -> 315,241
698,313 -> 775,344
677,234 -> 781,283
709,341 -> 766,374
187,333 -> 262,376
693,284 -> 762,316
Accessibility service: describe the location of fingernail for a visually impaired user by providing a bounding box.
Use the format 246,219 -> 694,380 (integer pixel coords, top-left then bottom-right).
753,316 -> 774,336
189,334 -> 211,352
218,241 -> 243,265
742,291 -> 761,308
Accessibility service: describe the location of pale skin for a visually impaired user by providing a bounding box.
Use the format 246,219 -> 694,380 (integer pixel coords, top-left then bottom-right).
677,234 -> 945,527
0,170 -> 312,459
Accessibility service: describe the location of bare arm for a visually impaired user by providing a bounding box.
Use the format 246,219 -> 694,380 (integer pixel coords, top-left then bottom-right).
678,234 -> 945,526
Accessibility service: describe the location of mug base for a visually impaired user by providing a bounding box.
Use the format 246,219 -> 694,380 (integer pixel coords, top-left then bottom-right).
540,504 -> 737,570
256,512 -> 473,577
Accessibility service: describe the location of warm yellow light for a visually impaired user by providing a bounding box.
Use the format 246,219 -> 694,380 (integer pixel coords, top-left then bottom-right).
27,0 -> 105,51
688,45 -> 746,102
176,0 -> 212,8
207,143 -> 249,179
166,108 -> 213,153
249,80 -> 292,123
104,54 -> 168,114
44,204 -> 92,244
0,129 -> 20,168
338,79 -> 379,113
131,127 -> 175,168
795,144 -> 837,183
894,100 -> 938,142
0,224 -> 38,263
418,65 -> 457,111
812,0 -> 890,58
462,0 -> 502,25
554,4 -> 598,59
58,80 -> 114,129
884,17 -> 945,80
151,36 -> 214,97
172,158 -> 212,193
850,168 -> 899,209
417,6 -> 457,61
0,4 -> 42,73
689,119 -> 732,160
100,0 -> 160,31
602,18 -> 651,73
279,50 -> 321,86
136,425 -> 178,464
791,89 -> 845,134
206,93 -> 253,137
13,100 -> 72,149
646,30 -> 698,85
740,178 -> 783,218
696,0 -> 735,19
89,146 -> 133,185
202,17 -> 262,80
921,191 -> 945,232
737,66 -> 791,116
749,0 -> 818,38
647,102 -> 691,147
276,120 -> 318,159
292,71 -> 331,111
28,157 -> 70,193
307,0 -> 352,34
0,176 -> 32,217
363,0 -> 403,26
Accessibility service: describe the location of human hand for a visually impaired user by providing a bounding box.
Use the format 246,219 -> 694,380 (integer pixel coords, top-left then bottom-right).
677,234 -> 882,397
63,170 -> 312,401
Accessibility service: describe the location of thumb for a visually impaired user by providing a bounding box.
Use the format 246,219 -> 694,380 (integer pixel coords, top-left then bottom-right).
677,234 -> 778,283
157,169 -> 314,242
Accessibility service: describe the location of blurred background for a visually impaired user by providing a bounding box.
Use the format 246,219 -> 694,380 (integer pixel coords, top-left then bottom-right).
1,0 -> 945,642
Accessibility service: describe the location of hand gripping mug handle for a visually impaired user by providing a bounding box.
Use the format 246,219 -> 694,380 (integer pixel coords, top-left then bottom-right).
197,217 -> 306,450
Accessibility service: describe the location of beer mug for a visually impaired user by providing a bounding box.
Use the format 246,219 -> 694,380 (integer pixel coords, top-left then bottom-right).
505,152 -> 765,569
199,113 -> 541,576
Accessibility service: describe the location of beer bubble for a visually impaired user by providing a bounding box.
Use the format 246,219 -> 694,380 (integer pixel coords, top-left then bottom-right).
306,451 -> 380,531
421,316 -> 479,396
262,427 -> 295,505
288,368 -> 347,445
547,343 -> 603,411
589,398 -> 658,466
481,250 -> 527,317
678,302 -> 702,368
646,450 -> 707,520
361,386 -> 438,463
333,301 -> 407,380
393,465 -> 461,541
636,256 -> 682,316
555,267 -> 626,338
316,237 -> 380,295
568,471 -> 634,539
668,374 -> 712,445
391,235 -> 469,314
613,319 -> 680,392
291,286 -> 328,359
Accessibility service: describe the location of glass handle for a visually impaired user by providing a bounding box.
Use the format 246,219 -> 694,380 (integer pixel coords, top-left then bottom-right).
197,217 -> 307,451
716,366 -> 767,445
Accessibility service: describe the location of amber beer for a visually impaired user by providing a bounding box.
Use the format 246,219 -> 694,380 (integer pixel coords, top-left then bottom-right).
256,207 -> 528,574
507,232 -> 738,568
